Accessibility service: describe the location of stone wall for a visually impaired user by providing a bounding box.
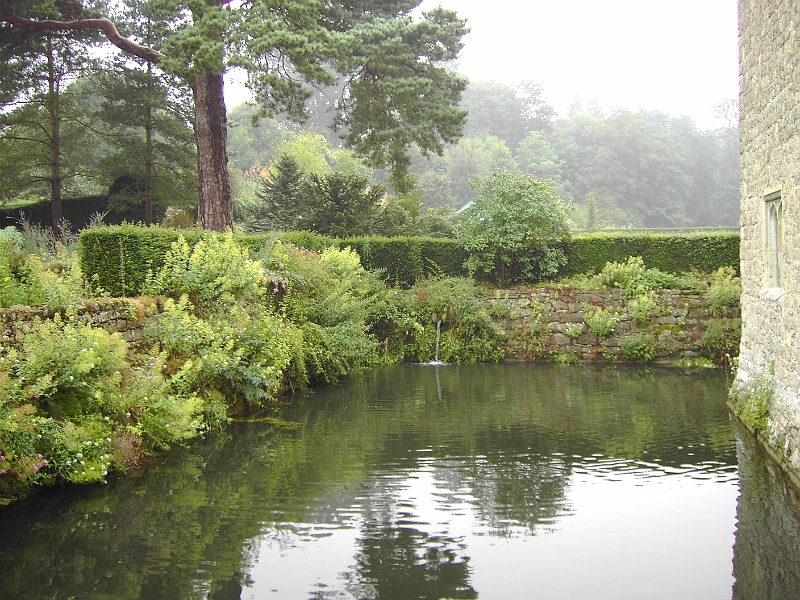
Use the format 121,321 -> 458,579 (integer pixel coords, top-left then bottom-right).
735,1 -> 800,477
1,290 -> 737,365
485,288 -> 739,362
0,297 -> 159,353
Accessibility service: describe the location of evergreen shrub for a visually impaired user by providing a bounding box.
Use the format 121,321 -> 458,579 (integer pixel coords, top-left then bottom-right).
81,225 -> 207,297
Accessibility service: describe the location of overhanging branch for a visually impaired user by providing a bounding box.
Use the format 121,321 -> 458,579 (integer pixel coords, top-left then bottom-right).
0,14 -> 162,64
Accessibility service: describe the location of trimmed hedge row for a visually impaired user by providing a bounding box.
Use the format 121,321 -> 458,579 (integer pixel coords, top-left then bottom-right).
1,196 -> 109,230
560,232 -> 741,277
79,226 -> 740,297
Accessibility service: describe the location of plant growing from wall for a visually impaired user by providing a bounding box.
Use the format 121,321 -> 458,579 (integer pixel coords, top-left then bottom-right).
698,318 -> 741,365
582,303 -> 620,336
732,377 -> 772,432
706,266 -> 741,313
621,333 -> 658,361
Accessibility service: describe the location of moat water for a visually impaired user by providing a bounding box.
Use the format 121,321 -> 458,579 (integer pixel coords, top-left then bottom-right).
1,363 -> 799,599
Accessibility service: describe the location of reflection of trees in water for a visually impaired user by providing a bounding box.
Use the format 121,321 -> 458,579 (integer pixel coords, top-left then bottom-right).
460,454 -> 572,534
351,522 -> 477,600
732,431 -> 800,600
344,473 -> 477,600
0,363 -> 736,599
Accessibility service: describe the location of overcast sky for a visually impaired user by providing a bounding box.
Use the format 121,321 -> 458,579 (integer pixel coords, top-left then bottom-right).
226,0 -> 739,130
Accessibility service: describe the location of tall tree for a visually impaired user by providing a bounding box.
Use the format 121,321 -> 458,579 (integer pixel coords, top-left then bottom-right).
0,0 -> 99,235
460,80 -> 555,150
2,1 -> 468,231
255,153 -> 304,231
91,0 -> 197,225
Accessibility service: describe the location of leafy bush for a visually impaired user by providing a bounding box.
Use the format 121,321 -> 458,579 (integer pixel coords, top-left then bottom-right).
0,315 -> 208,503
621,333 -> 658,361
153,296 -> 302,405
403,277 -> 506,363
698,318 -> 741,365
0,219 -> 107,310
143,234 -> 270,307
260,242 -> 380,384
706,266 -> 741,312
626,291 -> 661,324
595,256 -> 699,297
583,303 -> 620,336
457,170 -> 570,285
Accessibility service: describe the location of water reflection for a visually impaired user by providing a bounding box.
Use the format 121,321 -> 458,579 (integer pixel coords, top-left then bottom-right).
0,364 -> 797,599
733,433 -> 800,599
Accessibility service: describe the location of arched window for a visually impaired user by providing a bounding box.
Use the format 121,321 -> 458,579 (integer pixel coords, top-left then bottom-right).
764,188 -> 783,288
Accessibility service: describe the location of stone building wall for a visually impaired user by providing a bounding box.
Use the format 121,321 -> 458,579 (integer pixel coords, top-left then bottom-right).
485,288 -> 738,362
734,1 -> 800,476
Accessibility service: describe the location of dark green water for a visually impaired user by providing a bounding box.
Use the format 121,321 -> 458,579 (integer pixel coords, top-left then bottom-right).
0,363 -> 799,599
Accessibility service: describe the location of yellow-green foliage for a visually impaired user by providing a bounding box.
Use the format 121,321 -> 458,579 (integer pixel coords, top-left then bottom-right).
0,228 -> 86,309
707,266 -> 741,312
627,291 -> 661,324
261,242 -> 379,384
595,256 -> 700,297
0,316 -> 208,503
143,234 -> 270,306
583,303 -> 620,336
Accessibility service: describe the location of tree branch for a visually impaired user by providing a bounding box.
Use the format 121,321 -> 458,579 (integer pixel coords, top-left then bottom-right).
0,14 -> 162,64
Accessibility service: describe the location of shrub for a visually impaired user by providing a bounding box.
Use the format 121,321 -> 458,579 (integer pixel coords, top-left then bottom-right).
621,333 -> 658,361
143,234 -> 271,308
583,303 -> 620,336
627,291 -> 661,324
457,170 -> 570,285
404,277 -> 506,363
561,231 -> 740,277
698,318 -> 741,365
595,256 -> 700,297
260,242 -> 380,384
707,266 -> 741,312
0,314 -> 209,502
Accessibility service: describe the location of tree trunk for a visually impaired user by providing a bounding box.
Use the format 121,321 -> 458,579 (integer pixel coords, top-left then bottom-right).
193,67 -> 232,232
46,36 -> 62,239
145,62 -> 153,226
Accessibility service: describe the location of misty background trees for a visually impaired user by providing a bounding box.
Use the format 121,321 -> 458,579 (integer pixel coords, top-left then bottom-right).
2,0 -> 739,235
227,80 -> 740,233
2,0 -> 469,231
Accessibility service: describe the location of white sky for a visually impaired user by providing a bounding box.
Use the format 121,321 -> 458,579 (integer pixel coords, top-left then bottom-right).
225,0 -> 740,130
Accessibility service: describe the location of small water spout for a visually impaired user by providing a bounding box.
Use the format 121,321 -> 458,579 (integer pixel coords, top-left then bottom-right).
434,319 -> 442,363
418,313 -> 448,366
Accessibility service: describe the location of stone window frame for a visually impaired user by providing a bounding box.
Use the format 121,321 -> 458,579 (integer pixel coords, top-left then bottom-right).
763,185 -> 784,290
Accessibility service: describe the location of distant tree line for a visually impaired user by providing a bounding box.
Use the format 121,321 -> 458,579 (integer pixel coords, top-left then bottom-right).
228,80 -> 740,231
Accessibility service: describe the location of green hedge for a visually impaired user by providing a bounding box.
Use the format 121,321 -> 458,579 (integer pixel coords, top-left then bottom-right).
0,196 -> 110,230
80,225 -> 208,297
79,227 -> 740,297
560,232 -> 741,277
337,236 -> 467,287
